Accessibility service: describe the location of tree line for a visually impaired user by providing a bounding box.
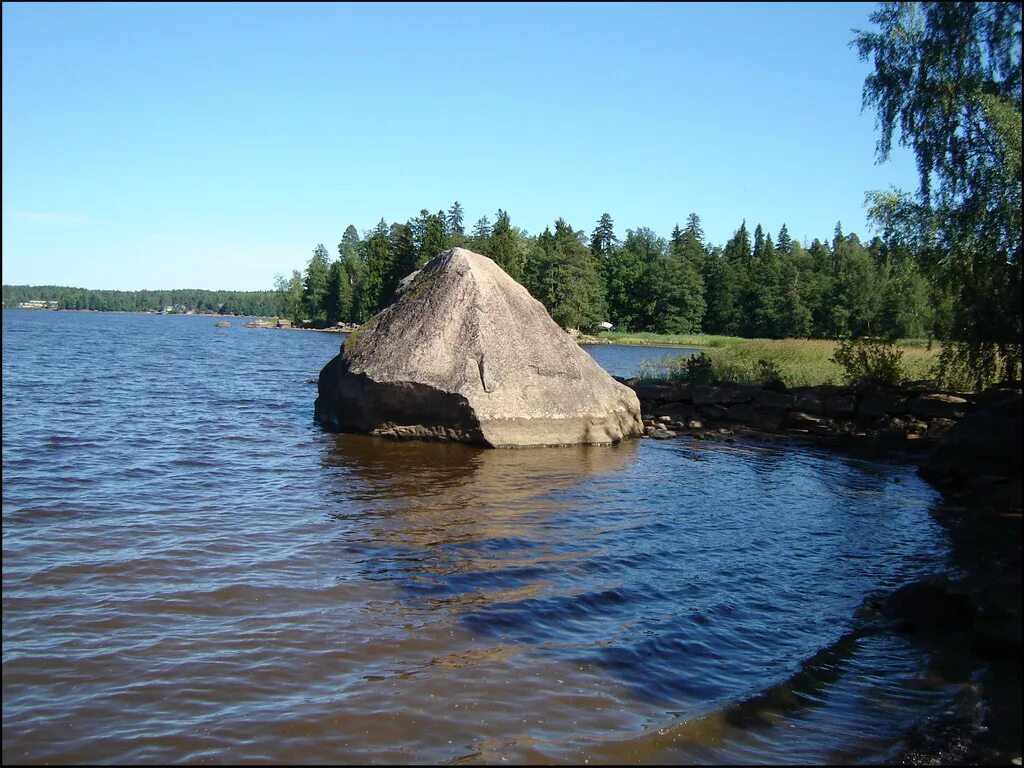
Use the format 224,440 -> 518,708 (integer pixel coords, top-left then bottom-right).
282,205 -> 940,343
1,285 -> 281,316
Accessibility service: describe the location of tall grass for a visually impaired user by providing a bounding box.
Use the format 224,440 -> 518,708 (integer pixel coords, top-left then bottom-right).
634,338 -> 944,388
594,331 -> 746,348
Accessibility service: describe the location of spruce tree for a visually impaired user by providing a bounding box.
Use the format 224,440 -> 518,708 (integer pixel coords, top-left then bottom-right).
684,212 -> 704,244
489,209 -> 525,281
589,213 -> 618,259
356,219 -> 394,320
447,201 -> 465,245
776,223 -> 793,255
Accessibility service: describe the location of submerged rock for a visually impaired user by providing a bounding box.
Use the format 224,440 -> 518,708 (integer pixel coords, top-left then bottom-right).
314,248 -> 643,447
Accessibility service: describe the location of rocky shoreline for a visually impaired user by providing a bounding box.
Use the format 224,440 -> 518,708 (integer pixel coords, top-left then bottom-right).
244,318 -> 359,333
620,377 -> 1003,449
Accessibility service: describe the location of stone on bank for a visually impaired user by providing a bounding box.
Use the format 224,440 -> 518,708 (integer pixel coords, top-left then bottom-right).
314,247 -> 644,447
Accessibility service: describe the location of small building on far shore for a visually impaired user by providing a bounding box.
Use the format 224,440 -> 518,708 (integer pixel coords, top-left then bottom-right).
17,300 -> 58,309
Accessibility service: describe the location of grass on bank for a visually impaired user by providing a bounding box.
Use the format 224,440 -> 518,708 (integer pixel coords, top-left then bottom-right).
624,335 -> 944,389
594,331 -> 747,348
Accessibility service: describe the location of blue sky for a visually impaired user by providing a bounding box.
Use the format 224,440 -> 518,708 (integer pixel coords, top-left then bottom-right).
2,2 -> 920,291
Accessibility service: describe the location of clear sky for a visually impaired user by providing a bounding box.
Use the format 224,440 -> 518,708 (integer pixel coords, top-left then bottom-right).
2,1 -> 920,291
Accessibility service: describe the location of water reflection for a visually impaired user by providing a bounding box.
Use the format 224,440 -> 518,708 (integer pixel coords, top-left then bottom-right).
320,433 -> 639,610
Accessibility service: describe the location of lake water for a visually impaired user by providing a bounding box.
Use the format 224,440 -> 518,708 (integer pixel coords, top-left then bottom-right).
2,310 -> 962,764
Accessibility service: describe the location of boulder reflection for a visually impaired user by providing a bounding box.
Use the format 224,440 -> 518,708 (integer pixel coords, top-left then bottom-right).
320,434 -> 639,610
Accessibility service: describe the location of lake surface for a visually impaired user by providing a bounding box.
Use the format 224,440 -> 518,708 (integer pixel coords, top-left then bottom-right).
2,310 -> 962,764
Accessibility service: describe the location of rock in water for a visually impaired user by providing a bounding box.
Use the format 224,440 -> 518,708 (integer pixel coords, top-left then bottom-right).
314,248 -> 643,447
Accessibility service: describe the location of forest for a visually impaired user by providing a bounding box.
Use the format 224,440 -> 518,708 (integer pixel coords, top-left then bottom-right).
1,285 -> 281,317
282,207 -> 939,344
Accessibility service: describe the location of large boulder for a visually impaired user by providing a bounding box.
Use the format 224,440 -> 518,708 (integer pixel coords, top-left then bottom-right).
314,248 -> 644,447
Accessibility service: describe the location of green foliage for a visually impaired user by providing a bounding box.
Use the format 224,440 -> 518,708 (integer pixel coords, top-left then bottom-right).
487,209 -> 525,282
678,351 -> 716,385
447,201 -> 465,247
854,1 -> 1022,386
601,238 -> 645,331
524,218 -> 607,331
273,270 -> 304,324
355,219 -> 395,321
302,243 -> 331,324
589,213 -> 617,258
831,337 -> 906,387
755,358 -> 786,391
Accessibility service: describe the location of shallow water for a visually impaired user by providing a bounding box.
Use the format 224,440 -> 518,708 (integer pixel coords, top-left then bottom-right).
2,310 -> 961,763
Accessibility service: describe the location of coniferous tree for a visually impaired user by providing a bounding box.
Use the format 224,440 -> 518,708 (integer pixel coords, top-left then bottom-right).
391,221 -> 418,286
702,247 -> 740,335
488,209 -> 525,281
653,225 -> 706,333
619,227 -> 667,330
776,223 -> 793,255
419,210 -> 448,267
601,239 -> 646,330
325,260 -> 352,324
303,243 -> 331,323
339,225 -> 360,263
589,213 -> 618,259
684,212 -> 704,244
525,219 -> 606,330
470,215 -> 492,243
753,224 -> 766,262
447,201 -> 465,246
745,234 -> 783,337
356,219 -> 394,320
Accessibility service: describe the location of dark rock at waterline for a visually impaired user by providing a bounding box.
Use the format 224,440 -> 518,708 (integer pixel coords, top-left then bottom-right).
314,248 -> 643,447
920,391 -> 1022,485
882,575 -> 975,633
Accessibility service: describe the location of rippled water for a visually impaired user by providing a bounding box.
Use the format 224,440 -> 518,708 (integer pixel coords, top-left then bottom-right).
3,310 -> 960,764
